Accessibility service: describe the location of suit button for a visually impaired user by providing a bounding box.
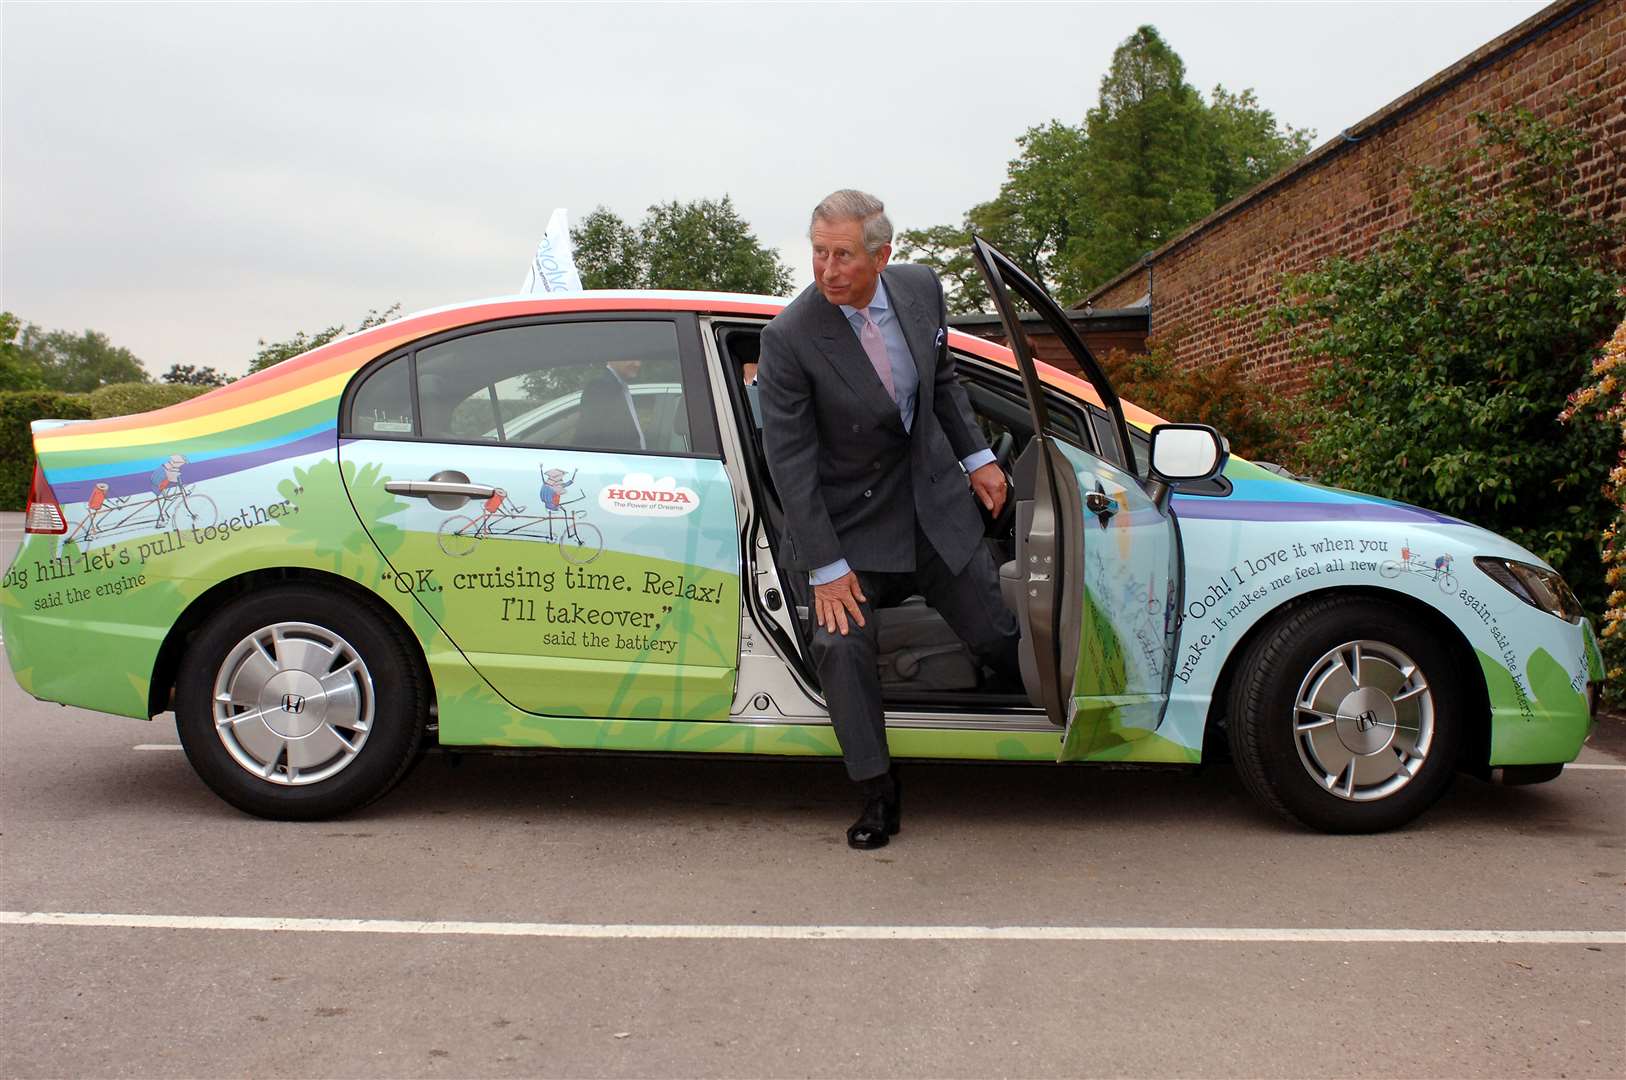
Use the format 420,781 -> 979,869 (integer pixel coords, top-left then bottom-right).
863,489 -> 873,498
851,424 -> 861,432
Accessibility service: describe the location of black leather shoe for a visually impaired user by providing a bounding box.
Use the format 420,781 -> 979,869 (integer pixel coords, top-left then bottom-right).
846,796 -> 891,849
846,793 -> 901,850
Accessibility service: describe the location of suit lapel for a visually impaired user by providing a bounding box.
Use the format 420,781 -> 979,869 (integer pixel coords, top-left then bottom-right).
809,292 -> 906,430
886,268 -> 937,416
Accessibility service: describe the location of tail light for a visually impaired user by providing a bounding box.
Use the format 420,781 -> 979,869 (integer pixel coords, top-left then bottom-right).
23,463 -> 67,534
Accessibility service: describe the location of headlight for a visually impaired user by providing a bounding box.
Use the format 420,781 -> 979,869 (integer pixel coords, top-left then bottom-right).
1474,557 -> 1584,622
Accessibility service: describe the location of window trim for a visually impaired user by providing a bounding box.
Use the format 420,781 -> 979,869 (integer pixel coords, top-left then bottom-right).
339,311 -> 723,460
955,351 -> 1092,451
1085,403 -> 1233,497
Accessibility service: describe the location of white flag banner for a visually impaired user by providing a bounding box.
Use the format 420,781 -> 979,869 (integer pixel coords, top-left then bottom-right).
520,208 -> 584,294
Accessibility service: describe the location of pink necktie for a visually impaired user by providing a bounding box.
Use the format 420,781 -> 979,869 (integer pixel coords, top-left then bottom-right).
859,309 -> 895,400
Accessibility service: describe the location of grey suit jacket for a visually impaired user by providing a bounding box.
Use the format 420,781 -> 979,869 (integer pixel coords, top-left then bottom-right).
758,263 -> 989,576
576,366 -> 643,451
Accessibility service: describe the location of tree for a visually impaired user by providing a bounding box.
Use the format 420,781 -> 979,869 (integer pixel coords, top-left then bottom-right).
894,223 -> 983,315
900,121 -> 1091,313
250,304 -> 401,374
571,207 -> 644,290
14,324 -> 148,391
1099,329 -> 1287,462
899,25 -> 1314,308
1205,85 -> 1316,207
1068,26 -> 1215,293
1263,109 -> 1625,614
570,197 -> 793,295
0,313 -> 43,392
162,363 -> 230,387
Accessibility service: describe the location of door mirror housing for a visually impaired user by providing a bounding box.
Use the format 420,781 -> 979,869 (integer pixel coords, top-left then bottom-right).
1149,424 -> 1227,483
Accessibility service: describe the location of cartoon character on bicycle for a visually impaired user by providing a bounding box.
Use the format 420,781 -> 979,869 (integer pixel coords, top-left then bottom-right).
150,455 -> 188,524
1380,542 -> 1457,594
63,454 -> 218,546
540,467 -> 576,512
436,464 -> 602,563
470,488 -> 510,534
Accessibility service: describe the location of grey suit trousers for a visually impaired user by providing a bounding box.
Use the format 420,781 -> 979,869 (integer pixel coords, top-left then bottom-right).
811,531 -> 1021,781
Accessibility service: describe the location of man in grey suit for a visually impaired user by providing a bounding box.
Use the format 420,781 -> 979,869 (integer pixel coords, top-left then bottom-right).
758,189 -> 1021,849
576,359 -> 646,451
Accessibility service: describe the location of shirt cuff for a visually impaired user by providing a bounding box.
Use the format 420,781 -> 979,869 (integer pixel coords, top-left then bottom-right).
961,448 -> 996,473
809,558 -> 852,586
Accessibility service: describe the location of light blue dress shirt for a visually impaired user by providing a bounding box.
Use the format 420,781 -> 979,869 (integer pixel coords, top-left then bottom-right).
811,278 -> 997,586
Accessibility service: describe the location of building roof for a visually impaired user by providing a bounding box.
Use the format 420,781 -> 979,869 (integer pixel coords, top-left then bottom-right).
949,307 -> 1148,331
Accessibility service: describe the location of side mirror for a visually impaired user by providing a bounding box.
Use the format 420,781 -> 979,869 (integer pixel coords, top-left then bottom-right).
1149,423 -> 1227,483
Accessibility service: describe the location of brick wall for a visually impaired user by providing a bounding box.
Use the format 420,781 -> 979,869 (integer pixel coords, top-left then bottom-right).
1089,0 -> 1626,396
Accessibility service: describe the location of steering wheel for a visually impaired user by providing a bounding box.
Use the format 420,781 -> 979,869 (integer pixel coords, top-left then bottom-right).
992,431 -> 1016,471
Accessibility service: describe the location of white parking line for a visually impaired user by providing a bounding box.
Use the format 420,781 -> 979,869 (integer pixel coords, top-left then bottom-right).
1,911 -> 1621,945
133,744 -> 184,751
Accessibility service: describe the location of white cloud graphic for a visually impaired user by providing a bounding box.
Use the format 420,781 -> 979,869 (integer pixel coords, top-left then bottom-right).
598,473 -> 700,517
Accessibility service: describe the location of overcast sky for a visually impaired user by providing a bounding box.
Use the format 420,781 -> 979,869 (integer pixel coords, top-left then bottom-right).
2,1 -> 1547,377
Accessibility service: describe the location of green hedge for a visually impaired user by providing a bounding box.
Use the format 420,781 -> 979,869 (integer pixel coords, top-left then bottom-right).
81,381 -> 210,419
0,391 -> 93,510
0,383 -> 212,510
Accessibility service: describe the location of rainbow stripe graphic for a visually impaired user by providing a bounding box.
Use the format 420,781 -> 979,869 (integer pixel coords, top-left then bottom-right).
33,327 -> 410,505
28,289 -> 1459,530
29,294 -> 785,505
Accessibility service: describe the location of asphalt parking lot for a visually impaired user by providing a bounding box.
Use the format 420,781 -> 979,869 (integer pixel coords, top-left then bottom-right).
2,516 -> 1623,1079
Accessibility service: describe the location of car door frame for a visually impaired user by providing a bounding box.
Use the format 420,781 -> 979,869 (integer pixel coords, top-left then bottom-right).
336,308 -> 739,724
971,236 -> 1182,744
338,310 -> 724,461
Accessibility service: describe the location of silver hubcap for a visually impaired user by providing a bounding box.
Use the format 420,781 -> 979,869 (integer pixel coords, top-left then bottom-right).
1293,639 -> 1433,802
211,622 -> 374,785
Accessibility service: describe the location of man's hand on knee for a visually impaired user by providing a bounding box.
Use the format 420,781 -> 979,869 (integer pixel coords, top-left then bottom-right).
814,571 -> 868,636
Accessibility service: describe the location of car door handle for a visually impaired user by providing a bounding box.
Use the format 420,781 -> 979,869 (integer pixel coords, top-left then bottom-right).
1085,491 -> 1119,516
385,481 -> 497,499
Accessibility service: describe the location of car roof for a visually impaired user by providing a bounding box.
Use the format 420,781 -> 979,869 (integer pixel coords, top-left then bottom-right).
33,289 -> 1166,471
389,291 -> 1168,429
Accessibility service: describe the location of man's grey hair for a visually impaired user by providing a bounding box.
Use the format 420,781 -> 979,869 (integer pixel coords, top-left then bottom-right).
809,189 -> 893,255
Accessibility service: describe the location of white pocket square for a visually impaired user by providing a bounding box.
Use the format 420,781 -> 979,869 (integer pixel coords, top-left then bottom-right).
935,328 -> 946,347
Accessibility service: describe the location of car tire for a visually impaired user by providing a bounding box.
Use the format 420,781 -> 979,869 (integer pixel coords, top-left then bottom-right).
1227,595 -> 1463,833
175,585 -> 428,820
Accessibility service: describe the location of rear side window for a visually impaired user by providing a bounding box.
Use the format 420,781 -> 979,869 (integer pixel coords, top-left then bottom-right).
345,318 -> 719,456
350,360 -> 414,435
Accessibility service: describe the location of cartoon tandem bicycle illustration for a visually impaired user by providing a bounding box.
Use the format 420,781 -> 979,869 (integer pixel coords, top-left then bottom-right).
1380,546 -> 1458,594
436,467 -> 603,564
64,456 -> 220,545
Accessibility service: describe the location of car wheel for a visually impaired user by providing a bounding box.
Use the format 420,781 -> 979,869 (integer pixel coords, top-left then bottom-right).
175,585 -> 428,820
1227,596 -> 1463,833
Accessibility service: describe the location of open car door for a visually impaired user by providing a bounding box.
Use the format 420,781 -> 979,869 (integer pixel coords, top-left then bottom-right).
972,238 -> 1185,762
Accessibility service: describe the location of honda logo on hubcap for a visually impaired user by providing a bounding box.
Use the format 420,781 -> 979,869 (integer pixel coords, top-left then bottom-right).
1354,709 -> 1379,732
281,694 -> 306,714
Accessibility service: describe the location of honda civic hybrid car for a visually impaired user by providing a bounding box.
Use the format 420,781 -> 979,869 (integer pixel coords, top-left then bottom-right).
1,241 -> 1603,832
